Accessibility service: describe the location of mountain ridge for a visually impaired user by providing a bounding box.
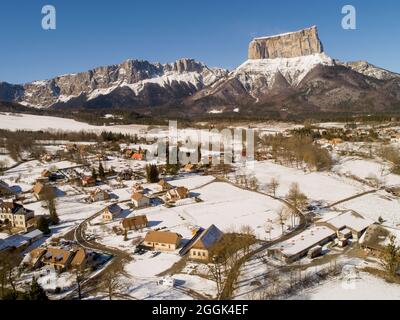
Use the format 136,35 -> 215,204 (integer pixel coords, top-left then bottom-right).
1,26 -> 400,116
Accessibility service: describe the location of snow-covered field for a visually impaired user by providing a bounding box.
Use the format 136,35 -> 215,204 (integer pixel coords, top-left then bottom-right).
0,154 -> 17,167
0,113 -> 222,143
1,159 -> 80,187
238,161 -> 370,204
87,179 -> 291,299
132,182 -> 288,241
336,190 -> 400,228
124,253 -> 181,278
334,157 -> 400,187
293,272 -> 400,300
169,175 -> 215,190
0,112 -> 147,135
93,180 -> 289,253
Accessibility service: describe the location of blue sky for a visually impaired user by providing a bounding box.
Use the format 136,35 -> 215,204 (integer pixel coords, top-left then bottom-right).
1,0 -> 400,84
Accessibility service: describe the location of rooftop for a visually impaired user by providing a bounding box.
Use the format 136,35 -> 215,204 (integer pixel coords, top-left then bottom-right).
191,224 -> 224,250
269,226 -> 335,257
318,211 -> 373,232
144,231 -> 182,245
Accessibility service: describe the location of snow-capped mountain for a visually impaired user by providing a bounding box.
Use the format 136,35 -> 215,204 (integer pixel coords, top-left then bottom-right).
0,58 -> 228,109
185,27 -> 400,115
233,53 -> 334,98
344,61 -> 400,81
1,26 -> 400,116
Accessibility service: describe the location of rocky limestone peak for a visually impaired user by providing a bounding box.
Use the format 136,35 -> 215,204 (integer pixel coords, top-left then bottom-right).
248,26 -> 324,60
164,58 -> 205,73
345,61 -> 400,80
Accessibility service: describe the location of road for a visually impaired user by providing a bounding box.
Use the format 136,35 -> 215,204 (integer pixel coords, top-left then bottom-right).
62,187 -> 213,300
62,203 -> 132,300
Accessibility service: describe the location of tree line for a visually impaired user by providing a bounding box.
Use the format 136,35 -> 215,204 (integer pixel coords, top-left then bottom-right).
258,132 -> 333,171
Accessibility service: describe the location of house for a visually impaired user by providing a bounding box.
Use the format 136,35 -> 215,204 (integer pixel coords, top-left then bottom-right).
123,149 -> 133,158
330,138 -> 343,146
25,245 -> 91,271
268,226 -> 336,263
132,183 -> 144,193
166,187 -> 189,202
0,180 -> 14,197
131,153 -> 144,161
188,225 -> 224,261
315,211 -> 373,241
41,154 -> 53,162
33,182 -> 56,201
40,247 -> 76,272
143,231 -> 182,251
23,247 -> 47,268
122,215 -> 148,231
156,180 -> 172,192
90,188 -> 110,202
360,225 -> 400,256
70,247 -> 89,269
41,169 -> 51,178
131,192 -> 150,208
0,200 -> 35,231
81,175 -> 96,187
183,164 -> 196,173
102,204 -> 122,221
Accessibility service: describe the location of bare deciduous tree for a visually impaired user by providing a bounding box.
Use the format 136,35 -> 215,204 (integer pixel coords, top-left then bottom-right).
101,268 -> 124,300
267,177 -> 280,197
275,206 -> 290,235
286,182 -> 308,210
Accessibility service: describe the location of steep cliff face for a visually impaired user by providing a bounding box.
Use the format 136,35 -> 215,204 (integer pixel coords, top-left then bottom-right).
248,26 -> 323,60
0,82 -> 24,102
186,26 -> 400,115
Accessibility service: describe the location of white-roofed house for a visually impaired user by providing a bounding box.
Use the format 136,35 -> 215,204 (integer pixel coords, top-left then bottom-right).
268,226 -> 336,263
316,211 -> 374,241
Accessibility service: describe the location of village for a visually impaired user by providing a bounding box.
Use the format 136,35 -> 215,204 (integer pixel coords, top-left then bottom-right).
1,113 -> 400,300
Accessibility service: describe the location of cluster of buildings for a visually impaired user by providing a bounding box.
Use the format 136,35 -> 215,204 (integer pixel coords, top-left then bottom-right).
112,202 -> 224,262
141,224 -> 224,261
268,210 -> 375,263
